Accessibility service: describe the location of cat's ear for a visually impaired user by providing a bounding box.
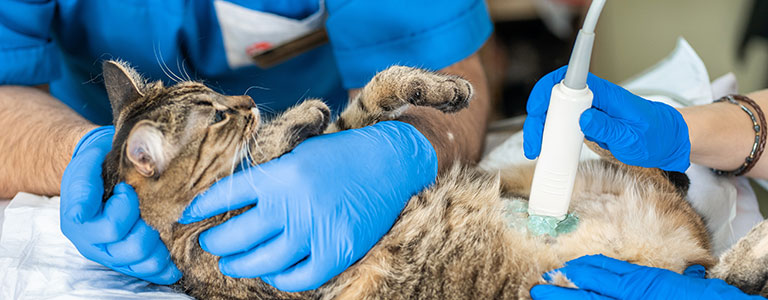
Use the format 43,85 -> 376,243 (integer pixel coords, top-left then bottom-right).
125,121 -> 173,177
103,60 -> 146,120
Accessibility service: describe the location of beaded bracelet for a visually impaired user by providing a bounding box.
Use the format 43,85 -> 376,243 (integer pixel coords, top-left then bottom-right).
711,95 -> 767,176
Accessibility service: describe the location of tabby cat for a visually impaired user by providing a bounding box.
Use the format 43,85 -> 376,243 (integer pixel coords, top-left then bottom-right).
98,59 -> 761,299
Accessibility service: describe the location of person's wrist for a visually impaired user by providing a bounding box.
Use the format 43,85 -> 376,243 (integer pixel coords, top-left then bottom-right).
677,107 -> 696,157
678,105 -> 716,168
71,125 -> 114,158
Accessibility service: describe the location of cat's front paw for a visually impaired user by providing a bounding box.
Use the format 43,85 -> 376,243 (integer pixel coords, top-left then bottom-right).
251,100 -> 330,164
399,75 -> 474,114
389,67 -> 473,114
282,99 -> 331,144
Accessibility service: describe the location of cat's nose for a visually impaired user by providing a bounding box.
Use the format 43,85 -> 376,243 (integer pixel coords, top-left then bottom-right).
235,95 -> 256,108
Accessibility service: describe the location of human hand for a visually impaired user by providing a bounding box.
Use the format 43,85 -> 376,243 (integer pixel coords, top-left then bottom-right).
179,120 -> 438,292
60,126 -> 181,284
530,254 -> 762,299
523,66 -> 691,172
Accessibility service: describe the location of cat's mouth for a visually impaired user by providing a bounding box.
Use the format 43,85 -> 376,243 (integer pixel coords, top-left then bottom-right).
249,107 -> 260,123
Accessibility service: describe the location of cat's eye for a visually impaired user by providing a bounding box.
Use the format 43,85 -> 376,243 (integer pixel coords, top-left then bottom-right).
213,110 -> 226,123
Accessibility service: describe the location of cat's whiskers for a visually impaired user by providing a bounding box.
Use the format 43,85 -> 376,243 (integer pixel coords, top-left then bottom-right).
249,131 -> 269,165
229,141 -> 244,176
162,56 -> 184,83
245,133 -> 263,166
153,44 -> 183,83
244,134 -> 257,167
177,58 -> 193,82
255,103 -> 277,115
243,85 -> 269,96
240,132 -> 272,193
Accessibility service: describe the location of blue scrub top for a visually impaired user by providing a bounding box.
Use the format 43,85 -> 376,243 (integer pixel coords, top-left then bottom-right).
0,0 -> 492,125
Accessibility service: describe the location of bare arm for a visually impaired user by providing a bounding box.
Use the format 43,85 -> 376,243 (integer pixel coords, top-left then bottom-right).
349,53 -> 491,171
680,89 -> 768,179
0,86 -> 96,198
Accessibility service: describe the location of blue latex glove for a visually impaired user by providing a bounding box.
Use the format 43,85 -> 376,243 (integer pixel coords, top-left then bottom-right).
179,120 -> 438,292
530,254 -> 764,299
523,66 -> 691,172
60,126 -> 181,284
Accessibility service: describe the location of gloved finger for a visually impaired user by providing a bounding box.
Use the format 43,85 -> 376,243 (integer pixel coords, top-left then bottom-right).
580,109 -> 642,152
564,254 -> 643,275
113,252 -> 182,285
198,205 -> 284,256
523,114 -> 545,159
585,72 -> 629,112
218,233 -> 310,278
65,238 -> 112,266
530,285 -> 614,300
262,247 -> 347,293
119,241 -> 174,278
81,183 -> 141,244
526,65 -> 569,116
552,265 -> 623,298
683,264 -> 706,278
260,257 -> 321,292
137,262 -> 182,285
60,148 -> 108,224
178,169 -> 266,224
102,219 -> 161,265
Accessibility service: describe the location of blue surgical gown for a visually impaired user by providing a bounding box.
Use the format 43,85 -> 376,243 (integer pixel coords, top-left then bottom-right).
0,0 -> 492,125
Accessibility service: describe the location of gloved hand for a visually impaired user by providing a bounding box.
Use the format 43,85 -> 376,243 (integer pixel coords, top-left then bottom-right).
530,254 -> 763,299
523,66 -> 691,172
178,120 -> 438,292
60,126 -> 181,284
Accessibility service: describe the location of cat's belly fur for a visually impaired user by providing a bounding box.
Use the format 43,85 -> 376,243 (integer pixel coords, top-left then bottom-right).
167,160 -> 713,300
317,160 -> 713,300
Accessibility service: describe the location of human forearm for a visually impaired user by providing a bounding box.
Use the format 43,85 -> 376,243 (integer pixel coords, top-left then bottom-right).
680,89 -> 768,179
0,86 -> 97,198
395,54 -> 490,170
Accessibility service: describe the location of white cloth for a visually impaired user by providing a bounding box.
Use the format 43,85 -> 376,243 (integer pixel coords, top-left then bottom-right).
0,193 -> 191,300
0,199 -> 10,241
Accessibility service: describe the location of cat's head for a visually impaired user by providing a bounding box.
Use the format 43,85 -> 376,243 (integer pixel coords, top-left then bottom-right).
101,60 -> 259,199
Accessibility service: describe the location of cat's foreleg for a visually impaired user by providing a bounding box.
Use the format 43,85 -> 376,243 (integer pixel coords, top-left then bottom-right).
248,99 -> 330,165
326,66 -> 474,133
710,219 -> 768,296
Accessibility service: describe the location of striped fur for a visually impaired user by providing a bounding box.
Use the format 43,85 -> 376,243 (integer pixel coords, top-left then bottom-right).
101,60 -> 725,299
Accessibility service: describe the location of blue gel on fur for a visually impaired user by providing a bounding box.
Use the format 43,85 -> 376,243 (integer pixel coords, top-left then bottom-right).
527,213 -> 580,237
503,200 -> 580,237
527,215 -> 560,236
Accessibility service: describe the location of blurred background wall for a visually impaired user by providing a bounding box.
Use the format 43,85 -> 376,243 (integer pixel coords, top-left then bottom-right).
591,0 -> 767,94
483,0 -> 768,120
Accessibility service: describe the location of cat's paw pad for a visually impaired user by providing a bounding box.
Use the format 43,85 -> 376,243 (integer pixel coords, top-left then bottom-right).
399,73 -> 473,114
433,76 -> 473,113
